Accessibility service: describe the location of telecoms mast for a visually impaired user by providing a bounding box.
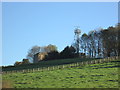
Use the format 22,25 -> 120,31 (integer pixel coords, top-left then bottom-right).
74,27 -> 81,55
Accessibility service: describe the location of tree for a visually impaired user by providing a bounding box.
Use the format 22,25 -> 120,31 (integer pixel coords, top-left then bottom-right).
44,44 -> 57,53
86,30 -> 103,58
60,46 -> 76,59
30,44 -> 58,62
44,51 -> 60,60
14,59 -> 30,66
116,23 -> 120,56
14,61 -> 22,66
81,33 -> 88,56
80,25 -> 119,58
101,26 -> 119,57
26,45 -> 41,63
87,31 -> 96,58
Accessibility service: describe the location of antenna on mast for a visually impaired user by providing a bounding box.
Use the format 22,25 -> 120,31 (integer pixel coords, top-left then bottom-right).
74,26 -> 81,56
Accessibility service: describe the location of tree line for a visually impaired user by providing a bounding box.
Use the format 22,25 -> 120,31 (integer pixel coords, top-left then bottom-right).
80,24 -> 119,58
28,44 -> 78,62
14,45 -> 78,65
14,24 -> 120,65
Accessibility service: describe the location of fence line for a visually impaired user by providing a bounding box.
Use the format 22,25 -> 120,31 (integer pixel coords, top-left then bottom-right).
2,56 -> 119,74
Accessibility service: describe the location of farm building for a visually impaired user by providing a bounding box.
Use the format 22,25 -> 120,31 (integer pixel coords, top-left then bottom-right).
33,52 -> 47,63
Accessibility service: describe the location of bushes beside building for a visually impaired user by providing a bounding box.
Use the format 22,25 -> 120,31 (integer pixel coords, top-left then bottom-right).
14,59 -> 30,66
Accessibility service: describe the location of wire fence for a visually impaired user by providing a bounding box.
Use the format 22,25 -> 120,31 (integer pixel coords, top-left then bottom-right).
2,56 -> 119,74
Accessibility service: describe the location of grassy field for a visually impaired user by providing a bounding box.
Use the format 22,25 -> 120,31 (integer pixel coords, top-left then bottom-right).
2,59 -> 119,88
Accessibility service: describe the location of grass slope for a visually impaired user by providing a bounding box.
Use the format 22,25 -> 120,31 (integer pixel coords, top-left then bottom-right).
3,60 -> 119,88
3,58 -> 96,71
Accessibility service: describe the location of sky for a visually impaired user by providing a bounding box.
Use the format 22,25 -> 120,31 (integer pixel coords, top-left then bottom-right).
2,2 -> 118,66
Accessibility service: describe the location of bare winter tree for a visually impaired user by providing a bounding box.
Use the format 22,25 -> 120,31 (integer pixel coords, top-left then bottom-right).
26,45 -> 41,62
81,33 -> 88,56
26,44 -> 57,63
44,44 -> 57,53
80,25 -> 119,58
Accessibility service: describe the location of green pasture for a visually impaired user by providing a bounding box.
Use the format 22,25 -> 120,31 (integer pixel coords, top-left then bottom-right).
3,58 -> 96,71
3,59 -> 119,88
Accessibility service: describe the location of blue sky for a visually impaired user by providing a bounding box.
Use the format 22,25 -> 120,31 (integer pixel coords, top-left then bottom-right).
2,2 -> 118,66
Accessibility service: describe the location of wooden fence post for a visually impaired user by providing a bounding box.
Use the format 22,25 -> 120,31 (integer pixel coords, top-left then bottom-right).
103,58 -> 105,62
90,61 -> 92,64
69,64 -> 71,68
63,65 -> 64,68
116,56 -> 118,59
81,62 -> 84,66
108,59 -> 111,62
48,67 -> 49,71
74,63 -> 76,67
27,69 -> 29,72
112,57 -> 114,60
73,63 -> 74,67
84,62 -> 86,65
76,63 -> 78,66
97,60 -> 99,63
29,69 -> 30,72
24,70 -> 25,73
99,59 -> 101,63
90,61 -> 91,64
83,62 -> 85,65
81,62 -> 83,66
95,60 -> 97,64
86,61 -> 88,65
94,60 -> 96,64
77,62 -> 78,66
101,59 -> 103,63
53,66 -> 54,70
88,61 -> 90,65
76,63 -> 77,66
39,68 -> 41,71
37,68 -> 39,71
94,60 -> 95,64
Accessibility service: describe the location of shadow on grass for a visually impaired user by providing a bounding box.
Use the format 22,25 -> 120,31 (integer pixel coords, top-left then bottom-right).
93,65 -> 120,69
